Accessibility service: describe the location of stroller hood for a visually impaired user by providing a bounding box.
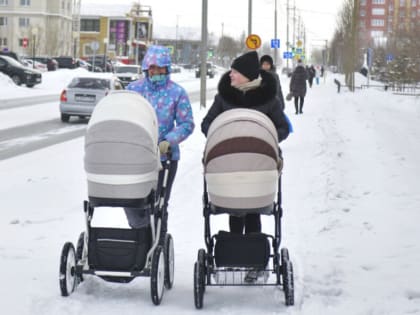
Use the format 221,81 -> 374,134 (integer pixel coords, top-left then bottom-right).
85,90 -> 160,200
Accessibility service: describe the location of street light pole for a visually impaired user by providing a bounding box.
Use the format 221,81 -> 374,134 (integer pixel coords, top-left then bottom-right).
274,0 -> 278,66
31,27 -> 38,69
248,0 -> 252,35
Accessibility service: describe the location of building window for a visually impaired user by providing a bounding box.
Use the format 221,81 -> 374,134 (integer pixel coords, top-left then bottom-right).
0,38 -> 7,46
399,0 -> 405,6
360,9 -> 366,17
0,16 -> 7,26
0,0 -> 8,6
81,19 -> 100,32
19,17 -> 30,27
371,19 -> 385,26
412,0 -> 417,6
372,8 -> 385,15
371,30 -> 384,38
360,0 -> 366,5
20,0 -> 30,6
372,0 -> 385,4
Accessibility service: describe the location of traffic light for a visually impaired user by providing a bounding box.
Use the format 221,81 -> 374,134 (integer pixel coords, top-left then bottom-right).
22,38 -> 28,48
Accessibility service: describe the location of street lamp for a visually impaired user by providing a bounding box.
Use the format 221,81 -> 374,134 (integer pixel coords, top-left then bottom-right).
31,27 -> 38,69
126,39 -> 131,60
103,37 -> 108,71
72,31 -> 79,59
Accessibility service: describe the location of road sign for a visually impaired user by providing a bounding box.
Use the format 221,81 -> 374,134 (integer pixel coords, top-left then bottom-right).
386,53 -> 394,62
245,34 -> 261,49
283,51 -> 293,59
296,48 -> 303,54
271,39 -> 280,49
90,41 -> 99,51
22,38 -> 28,48
297,40 -> 303,47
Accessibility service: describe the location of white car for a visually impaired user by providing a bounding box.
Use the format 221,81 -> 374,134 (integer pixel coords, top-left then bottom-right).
22,59 -> 48,72
114,65 -> 142,87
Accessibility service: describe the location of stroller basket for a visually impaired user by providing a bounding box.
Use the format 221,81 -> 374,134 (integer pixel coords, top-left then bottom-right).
88,226 -> 151,271
214,231 -> 270,268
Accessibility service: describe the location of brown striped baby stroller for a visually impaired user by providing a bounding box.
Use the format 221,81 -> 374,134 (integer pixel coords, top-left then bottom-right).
193,108 -> 294,309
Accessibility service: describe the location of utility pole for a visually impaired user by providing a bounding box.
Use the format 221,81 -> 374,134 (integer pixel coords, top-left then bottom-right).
200,0 -> 208,108
248,0 -> 252,35
286,0 -> 290,70
221,22 -> 224,38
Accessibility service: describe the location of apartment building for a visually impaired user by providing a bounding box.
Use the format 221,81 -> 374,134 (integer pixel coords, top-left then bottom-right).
359,0 -> 420,46
0,0 -> 76,57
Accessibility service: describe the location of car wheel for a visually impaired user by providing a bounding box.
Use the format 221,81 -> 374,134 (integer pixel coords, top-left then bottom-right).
11,75 -> 22,86
26,84 -> 34,88
61,113 -> 70,122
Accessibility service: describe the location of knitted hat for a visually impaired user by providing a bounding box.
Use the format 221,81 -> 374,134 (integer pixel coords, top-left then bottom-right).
231,51 -> 260,80
260,54 -> 274,67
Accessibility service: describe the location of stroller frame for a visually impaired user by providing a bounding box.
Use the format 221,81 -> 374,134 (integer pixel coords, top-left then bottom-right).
193,175 -> 295,308
59,159 -> 175,306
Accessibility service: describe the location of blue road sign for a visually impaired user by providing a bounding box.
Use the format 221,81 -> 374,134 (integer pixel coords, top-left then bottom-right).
386,53 -> 394,62
296,48 -> 303,54
271,39 -> 280,49
283,51 -> 293,59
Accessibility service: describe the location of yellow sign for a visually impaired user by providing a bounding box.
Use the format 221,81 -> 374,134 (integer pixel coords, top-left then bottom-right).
245,34 -> 262,50
297,40 -> 303,47
166,45 -> 174,54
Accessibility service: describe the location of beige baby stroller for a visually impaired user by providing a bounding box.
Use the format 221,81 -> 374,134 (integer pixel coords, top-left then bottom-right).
59,91 -> 174,305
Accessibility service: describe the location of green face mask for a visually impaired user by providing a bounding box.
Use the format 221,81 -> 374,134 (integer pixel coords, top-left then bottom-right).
149,74 -> 166,83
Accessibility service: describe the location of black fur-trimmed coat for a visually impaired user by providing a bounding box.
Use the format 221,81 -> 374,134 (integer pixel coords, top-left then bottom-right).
201,70 -> 290,142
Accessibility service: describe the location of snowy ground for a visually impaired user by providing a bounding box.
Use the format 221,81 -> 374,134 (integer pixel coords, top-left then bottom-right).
0,69 -> 420,315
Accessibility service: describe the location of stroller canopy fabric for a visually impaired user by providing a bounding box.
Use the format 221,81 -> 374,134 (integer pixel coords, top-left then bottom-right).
204,108 -> 281,211
85,90 -> 160,200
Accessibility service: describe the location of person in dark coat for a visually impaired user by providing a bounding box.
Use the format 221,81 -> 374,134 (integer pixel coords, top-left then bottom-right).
201,50 -> 289,283
306,65 -> 315,88
201,51 -> 289,236
289,59 -> 307,114
260,54 -> 285,110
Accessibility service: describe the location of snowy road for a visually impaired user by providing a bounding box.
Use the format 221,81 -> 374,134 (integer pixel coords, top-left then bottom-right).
1,71 -> 420,314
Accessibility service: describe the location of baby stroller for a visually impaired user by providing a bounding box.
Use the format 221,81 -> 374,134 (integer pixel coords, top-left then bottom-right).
59,91 -> 174,305
193,108 -> 294,309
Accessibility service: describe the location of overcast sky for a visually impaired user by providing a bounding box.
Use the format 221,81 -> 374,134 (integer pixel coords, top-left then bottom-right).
82,0 -> 345,50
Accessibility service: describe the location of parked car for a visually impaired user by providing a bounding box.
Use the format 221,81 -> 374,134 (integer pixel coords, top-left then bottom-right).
195,62 -> 215,78
33,57 -> 58,71
0,55 -> 42,87
85,56 -> 113,72
0,51 -> 22,63
114,65 -> 142,86
77,59 -> 102,72
54,56 -> 78,69
22,58 -> 48,72
59,74 -> 124,122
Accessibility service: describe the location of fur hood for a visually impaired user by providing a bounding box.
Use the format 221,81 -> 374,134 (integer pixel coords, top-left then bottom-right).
217,70 -> 278,108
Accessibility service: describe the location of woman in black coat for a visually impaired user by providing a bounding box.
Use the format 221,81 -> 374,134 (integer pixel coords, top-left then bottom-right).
289,59 -> 307,114
201,51 -> 289,235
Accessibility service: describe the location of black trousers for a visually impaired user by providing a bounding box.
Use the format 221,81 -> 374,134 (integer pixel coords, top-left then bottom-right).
124,160 -> 178,229
229,213 -> 261,234
294,96 -> 304,113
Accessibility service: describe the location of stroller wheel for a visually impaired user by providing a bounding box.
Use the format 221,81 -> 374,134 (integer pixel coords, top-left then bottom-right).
281,247 -> 290,274
163,233 -> 175,289
59,242 -> 77,296
150,245 -> 165,305
283,260 -> 295,306
76,232 -> 85,283
197,249 -> 207,291
193,258 -> 205,309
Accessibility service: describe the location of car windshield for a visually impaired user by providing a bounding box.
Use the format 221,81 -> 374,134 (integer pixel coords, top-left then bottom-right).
115,66 -> 139,74
68,78 -> 110,89
1,55 -> 24,67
